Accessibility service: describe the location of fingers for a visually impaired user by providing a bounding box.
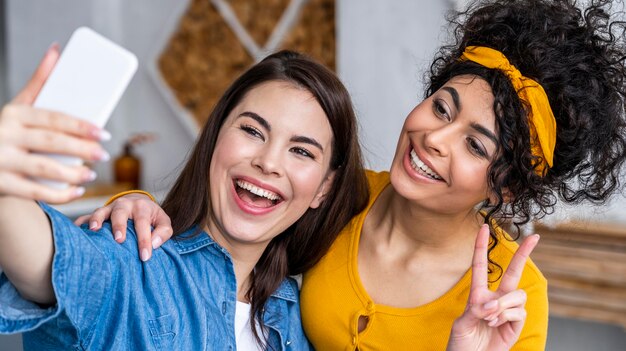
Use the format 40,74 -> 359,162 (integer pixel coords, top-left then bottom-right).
450,298 -> 500,334
469,224 -> 490,302
85,206 -> 113,230
79,193 -> 168,261
0,171 -> 84,203
2,104 -> 110,143
488,307 -> 527,329
483,289 -> 527,323
21,128 -> 108,162
134,216 -> 153,262
0,151 -> 96,184
74,214 -> 91,226
0,104 -> 109,198
498,234 -> 540,293
12,44 -> 60,105
114,195 -> 160,261
109,206 -> 132,242
150,211 -> 173,250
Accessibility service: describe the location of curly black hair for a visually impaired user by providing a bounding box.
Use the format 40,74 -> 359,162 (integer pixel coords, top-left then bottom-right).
427,0 -> 626,276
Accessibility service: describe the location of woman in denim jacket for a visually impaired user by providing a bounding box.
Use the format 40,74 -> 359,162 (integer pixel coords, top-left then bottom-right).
0,50 -> 369,350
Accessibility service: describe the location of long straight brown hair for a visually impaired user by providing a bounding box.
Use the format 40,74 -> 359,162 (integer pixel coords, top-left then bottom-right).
161,50 -> 369,345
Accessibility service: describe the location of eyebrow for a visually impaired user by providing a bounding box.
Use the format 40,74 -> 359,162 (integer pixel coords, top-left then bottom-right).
238,111 -> 325,152
239,111 -> 270,131
441,86 -> 461,111
470,122 -> 498,145
441,87 -> 497,145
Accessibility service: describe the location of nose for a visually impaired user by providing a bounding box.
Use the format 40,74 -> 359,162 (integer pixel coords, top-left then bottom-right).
251,143 -> 283,176
423,125 -> 453,158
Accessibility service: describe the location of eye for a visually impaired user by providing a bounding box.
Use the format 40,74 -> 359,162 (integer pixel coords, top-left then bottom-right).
240,124 -> 264,141
290,146 -> 315,160
433,99 -> 451,121
466,137 -> 487,158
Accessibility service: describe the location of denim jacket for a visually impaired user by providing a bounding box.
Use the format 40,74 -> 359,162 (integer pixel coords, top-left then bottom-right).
0,203 -> 312,350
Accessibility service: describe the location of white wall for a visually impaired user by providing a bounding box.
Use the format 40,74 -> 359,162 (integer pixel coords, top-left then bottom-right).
337,0 -> 450,171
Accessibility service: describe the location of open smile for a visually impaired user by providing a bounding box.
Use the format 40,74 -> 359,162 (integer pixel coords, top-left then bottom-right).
233,178 -> 284,210
409,148 -> 443,181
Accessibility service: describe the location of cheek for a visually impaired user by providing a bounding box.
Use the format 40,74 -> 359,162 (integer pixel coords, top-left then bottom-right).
288,163 -> 327,201
213,134 -> 253,166
454,157 -> 490,193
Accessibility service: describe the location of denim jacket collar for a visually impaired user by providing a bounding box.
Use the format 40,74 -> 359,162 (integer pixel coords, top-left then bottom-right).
173,226 -> 298,303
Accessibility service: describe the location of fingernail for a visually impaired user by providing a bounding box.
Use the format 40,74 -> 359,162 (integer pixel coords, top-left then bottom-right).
141,249 -> 150,262
98,129 -> 112,141
488,318 -> 499,327
74,187 -> 86,197
114,230 -> 123,241
93,149 -> 110,162
483,300 -> 498,310
47,42 -> 60,52
484,313 -> 497,321
152,236 -> 162,250
90,221 -> 98,230
83,170 -> 97,182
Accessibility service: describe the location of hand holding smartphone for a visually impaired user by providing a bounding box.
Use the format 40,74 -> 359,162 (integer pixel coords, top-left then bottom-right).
33,27 -> 138,189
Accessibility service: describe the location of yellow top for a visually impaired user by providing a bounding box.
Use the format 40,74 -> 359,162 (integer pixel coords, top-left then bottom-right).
301,170 -> 548,351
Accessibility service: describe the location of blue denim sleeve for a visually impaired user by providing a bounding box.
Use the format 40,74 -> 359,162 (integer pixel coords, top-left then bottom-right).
0,202 -> 112,337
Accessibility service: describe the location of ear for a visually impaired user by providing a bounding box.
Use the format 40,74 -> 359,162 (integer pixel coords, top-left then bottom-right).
310,171 -> 336,209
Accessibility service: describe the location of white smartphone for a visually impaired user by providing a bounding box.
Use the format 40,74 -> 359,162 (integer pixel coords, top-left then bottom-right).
33,26 -> 138,189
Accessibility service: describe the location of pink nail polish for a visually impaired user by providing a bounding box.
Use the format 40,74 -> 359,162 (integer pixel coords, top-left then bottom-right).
93,149 -> 110,162
152,236 -> 163,250
99,129 -> 112,141
74,187 -> 86,197
83,170 -> 97,182
483,300 -> 498,310
141,249 -> 150,262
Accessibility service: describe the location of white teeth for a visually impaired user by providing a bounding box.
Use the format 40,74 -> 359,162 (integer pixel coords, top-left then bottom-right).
410,149 -> 443,180
236,180 -> 281,201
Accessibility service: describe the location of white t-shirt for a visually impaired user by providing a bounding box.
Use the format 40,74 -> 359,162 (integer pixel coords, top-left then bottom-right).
235,301 -> 266,351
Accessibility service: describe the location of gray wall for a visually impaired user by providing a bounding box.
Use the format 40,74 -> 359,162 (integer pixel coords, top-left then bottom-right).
0,0 -> 6,104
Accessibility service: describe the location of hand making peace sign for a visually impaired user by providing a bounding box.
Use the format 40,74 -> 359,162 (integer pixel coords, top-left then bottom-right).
447,224 -> 541,351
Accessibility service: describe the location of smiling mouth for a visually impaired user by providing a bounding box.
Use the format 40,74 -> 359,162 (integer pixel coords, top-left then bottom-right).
410,149 -> 443,180
235,179 -> 283,208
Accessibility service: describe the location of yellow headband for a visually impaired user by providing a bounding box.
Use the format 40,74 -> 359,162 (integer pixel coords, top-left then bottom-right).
460,46 -> 556,176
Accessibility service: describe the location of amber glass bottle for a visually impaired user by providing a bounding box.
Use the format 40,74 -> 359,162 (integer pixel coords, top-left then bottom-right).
114,143 -> 140,189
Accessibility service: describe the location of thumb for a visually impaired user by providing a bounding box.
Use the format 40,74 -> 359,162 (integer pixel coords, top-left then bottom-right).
11,43 -> 60,105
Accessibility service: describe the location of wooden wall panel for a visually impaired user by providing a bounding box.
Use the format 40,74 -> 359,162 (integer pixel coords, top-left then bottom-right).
158,0 -> 335,128
533,221 -> 626,329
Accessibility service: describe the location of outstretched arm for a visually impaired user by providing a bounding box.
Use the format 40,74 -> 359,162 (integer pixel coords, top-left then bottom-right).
0,46 -> 108,304
0,197 -> 55,304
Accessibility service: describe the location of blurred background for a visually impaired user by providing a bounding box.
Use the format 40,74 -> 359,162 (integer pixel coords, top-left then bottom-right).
0,0 -> 624,350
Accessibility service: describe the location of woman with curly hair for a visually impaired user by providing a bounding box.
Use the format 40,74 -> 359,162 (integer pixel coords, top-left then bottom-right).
73,0 -> 626,349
